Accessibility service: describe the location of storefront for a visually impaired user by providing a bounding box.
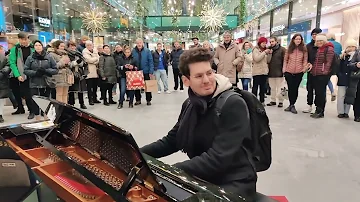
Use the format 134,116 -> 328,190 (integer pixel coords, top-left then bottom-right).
50,0 -> 140,47
271,3 -> 289,47
259,13 -> 270,38
1,0 -> 52,47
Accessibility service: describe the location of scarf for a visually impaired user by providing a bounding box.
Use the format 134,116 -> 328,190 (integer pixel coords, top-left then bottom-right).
272,44 -> 280,51
32,50 -> 46,59
176,87 -> 215,156
348,51 -> 356,61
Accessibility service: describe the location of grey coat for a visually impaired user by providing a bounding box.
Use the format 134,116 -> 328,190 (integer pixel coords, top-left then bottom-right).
24,51 -> 58,89
0,55 -> 11,98
99,53 -> 118,84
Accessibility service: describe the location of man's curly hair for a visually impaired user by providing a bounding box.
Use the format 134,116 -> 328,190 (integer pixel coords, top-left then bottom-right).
179,48 -> 213,78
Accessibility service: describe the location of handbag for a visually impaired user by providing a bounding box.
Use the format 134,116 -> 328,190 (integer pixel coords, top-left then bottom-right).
45,76 -> 56,88
65,69 -> 75,85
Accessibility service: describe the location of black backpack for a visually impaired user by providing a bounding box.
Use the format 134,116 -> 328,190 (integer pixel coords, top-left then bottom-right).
324,46 -> 340,75
215,87 -> 272,172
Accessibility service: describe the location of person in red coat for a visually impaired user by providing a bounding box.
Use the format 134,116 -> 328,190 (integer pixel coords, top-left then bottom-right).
305,34 -> 335,118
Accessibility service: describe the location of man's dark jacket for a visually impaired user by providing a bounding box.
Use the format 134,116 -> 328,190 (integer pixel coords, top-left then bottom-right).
306,40 -> 318,65
170,48 -> 184,69
268,44 -> 286,77
141,74 -> 256,195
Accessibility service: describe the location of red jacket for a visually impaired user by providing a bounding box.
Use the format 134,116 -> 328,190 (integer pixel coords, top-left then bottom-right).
311,42 -> 335,76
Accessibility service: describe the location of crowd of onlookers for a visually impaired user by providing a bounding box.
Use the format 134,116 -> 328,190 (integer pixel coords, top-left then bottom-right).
0,32 -> 188,123
0,29 -> 359,123
207,29 -> 360,122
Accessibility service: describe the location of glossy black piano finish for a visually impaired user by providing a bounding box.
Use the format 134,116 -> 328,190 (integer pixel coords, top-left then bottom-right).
0,96 -> 248,202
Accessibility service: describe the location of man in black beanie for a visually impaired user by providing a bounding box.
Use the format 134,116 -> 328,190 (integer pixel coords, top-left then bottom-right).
303,28 -> 322,113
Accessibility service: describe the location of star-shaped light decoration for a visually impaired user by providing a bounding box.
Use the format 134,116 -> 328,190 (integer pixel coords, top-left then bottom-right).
199,4 -> 227,32
81,7 -> 108,33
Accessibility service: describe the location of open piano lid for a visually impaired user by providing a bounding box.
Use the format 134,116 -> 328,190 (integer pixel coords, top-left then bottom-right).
33,96 -> 166,195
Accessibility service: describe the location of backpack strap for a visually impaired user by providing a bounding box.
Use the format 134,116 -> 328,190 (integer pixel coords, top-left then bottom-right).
215,90 -> 241,116
214,89 -> 258,173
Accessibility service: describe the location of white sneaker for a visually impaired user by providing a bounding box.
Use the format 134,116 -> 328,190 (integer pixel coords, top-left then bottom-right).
165,90 -> 171,94
302,105 -> 312,113
157,91 -> 161,94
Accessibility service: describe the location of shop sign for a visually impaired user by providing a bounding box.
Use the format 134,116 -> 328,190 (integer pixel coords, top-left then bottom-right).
38,17 -> 51,27
271,24 -> 286,34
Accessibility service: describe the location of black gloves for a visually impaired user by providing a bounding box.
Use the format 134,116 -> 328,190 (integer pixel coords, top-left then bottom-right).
36,69 -> 45,76
76,58 -> 82,64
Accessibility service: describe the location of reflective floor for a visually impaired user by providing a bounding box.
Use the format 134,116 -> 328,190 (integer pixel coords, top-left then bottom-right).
2,67 -> 360,202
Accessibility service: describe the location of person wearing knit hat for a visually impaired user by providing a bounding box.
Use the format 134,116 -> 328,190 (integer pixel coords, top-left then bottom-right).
315,34 -> 327,43
337,38 -> 358,119
252,37 -> 271,105
303,28 -> 323,113
311,28 -> 322,36
344,39 -> 360,122
307,33 -> 335,118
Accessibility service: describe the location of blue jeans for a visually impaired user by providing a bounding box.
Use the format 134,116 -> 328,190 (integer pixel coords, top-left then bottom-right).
119,77 -> 134,103
154,69 -> 168,91
241,78 -> 251,91
327,80 -> 334,94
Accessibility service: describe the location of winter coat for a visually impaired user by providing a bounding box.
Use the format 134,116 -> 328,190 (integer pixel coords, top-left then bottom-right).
306,40 -> 317,65
267,45 -> 286,77
76,43 -> 86,53
140,74 -> 256,195
170,48 -> 184,69
214,41 -> 243,84
252,46 -> 269,76
152,50 -> 169,71
311,42 -> 335,76
48,48 -> 72,87
113,51 -> 123,72
24,51 -> 58,89
283,48 -> 308,74
68,50 -> 87,92
132,47 -> 154,74
328,39 -> 342,55
0,54 -> 11,99
118,55 -> 139,78
9,43 -> 35,79
98,53 -> 118,84
337,54 -> 352,86
345,50 -> 360,105
82,48 -> 99,79
238,52 -> 253,78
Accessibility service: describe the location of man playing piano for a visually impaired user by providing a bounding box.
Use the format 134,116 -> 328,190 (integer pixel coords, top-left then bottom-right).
141,48 -> 257,201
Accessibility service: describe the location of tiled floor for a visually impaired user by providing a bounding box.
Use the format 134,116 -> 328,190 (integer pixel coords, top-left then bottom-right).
2,68 -> 360,202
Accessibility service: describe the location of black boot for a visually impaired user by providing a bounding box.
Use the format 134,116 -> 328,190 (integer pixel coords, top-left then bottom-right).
355,117 -> 360,122
80,104 -> 87,109
0,115 -> 4,123
310,110 -> 324,118
28,113 -> 35,119
135,101 -> 141,105
103,100 -> 109,106
109,99 -> 117,104
117,102 -> 123,109
129,103 -> 134,108
12,108 -> 25,115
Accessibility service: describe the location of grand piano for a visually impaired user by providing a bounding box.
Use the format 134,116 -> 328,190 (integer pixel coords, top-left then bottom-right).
0,97 -> 276,202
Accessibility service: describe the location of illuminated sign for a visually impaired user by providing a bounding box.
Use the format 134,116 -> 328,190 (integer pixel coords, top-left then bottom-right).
38,17 -> 51,27
271,24 -> 285,33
